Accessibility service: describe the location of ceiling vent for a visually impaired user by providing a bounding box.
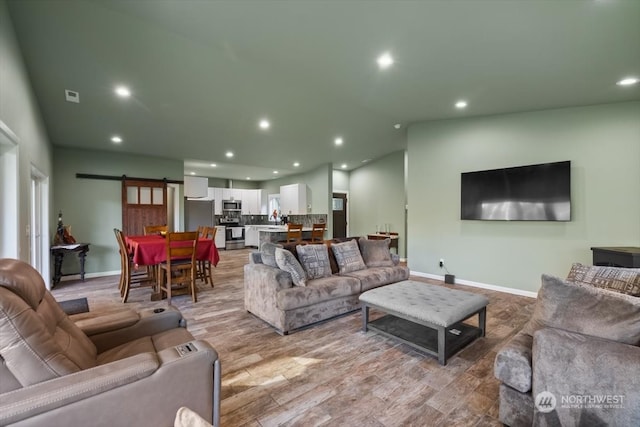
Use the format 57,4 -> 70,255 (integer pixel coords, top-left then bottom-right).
65,89 -> 80,103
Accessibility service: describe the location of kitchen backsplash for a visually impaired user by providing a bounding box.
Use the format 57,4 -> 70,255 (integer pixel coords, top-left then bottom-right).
240,214 -> 327,227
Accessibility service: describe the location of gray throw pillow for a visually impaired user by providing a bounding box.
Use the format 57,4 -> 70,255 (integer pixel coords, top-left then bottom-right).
331,239 -> 366,273
358,237 -> 394,267
523,274 -> 640,345
296,244 -> 332,280
566,263 -> 640,296
275,248 -> 307,287
260,242 -> 282,268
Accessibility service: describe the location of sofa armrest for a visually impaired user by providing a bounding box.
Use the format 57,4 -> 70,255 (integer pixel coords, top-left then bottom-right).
532,328 -> 640,426
0,353 -> 158,425
494,330 -> 534,393
0,340 -> 220,427
82,306 -> 185,353
244,263 -> 293,331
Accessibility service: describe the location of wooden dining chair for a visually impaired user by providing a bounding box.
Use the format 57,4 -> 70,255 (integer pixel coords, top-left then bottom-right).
143,224 -> 168,236
197,226 -> 217,288
113,228 -> 153,303
158,231 -> 198,305
308,223 -> 326,242
285,223 -> 303,242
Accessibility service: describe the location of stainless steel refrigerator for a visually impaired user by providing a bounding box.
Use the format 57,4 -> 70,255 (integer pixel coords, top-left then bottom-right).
185,200 -> 214,231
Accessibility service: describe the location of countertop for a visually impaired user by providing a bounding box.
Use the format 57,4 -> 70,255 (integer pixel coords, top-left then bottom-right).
246,225 -> 312,232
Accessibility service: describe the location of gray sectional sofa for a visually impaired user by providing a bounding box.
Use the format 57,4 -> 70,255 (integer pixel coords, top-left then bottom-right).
244,237 -> 409,334
494,264 -> 640,426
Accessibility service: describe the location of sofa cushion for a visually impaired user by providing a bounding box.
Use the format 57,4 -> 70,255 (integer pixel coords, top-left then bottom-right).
275,248 -> 307,287
358,237 -> 394,268
296,244 -> 332,280
331,239 -> 366,273
276,275 -> 361,311
523,274 -> 640,345
566,262 -> 640,296
343,265 -> 410,292
260,242 -> 282,268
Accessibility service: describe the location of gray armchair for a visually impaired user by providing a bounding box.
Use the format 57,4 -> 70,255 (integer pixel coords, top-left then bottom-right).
495,269 -> 640,426
0,259 -> 221,427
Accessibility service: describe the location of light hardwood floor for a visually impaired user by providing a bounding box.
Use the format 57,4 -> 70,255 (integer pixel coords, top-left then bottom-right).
51,248 -> 536,427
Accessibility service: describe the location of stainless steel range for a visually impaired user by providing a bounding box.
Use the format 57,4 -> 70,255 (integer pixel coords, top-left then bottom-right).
219,217 -> 244,249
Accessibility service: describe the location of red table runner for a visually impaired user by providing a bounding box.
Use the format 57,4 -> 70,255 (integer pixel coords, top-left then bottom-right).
126,235 -> 220,267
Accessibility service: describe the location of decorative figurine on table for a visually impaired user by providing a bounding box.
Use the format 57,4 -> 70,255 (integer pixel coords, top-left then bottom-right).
53,211 -> 77,245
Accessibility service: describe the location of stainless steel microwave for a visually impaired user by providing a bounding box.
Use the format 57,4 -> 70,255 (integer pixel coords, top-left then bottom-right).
222,200 -> 242,211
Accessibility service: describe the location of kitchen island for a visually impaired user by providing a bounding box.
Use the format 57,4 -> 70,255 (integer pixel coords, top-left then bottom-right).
244,225 -> 317,247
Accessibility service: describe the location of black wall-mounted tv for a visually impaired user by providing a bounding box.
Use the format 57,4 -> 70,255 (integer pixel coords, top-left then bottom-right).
461,161 -> 571,221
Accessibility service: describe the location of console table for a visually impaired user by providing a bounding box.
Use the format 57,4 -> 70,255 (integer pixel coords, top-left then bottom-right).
51,243 -> 90,287
590,247 -> 640,268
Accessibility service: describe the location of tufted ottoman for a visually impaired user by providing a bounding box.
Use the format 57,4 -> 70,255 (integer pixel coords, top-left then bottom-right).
360,280 -> 489,365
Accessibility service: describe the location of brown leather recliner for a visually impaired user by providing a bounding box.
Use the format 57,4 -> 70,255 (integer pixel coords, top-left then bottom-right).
0,259 -> 221,427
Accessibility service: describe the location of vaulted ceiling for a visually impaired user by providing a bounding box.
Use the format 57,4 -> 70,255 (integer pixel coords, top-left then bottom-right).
7,0 -> 640,181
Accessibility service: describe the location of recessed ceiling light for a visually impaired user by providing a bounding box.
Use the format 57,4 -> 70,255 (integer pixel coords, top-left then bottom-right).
362,159 -> 371,163
394,124 -> 401,129
617,77 -> 639,86
115,85 -> 131,98
259,119 -> 270,129
334,137 -> 343,146
293,162 -> 300,167
273,170 -> 279,174
455,100 -> 468,109
246,177 -> 251,180
377,52 -> 394,69
225,151 -> 234,158
341,164 -> 347,169
210,163 -> 217,167
190,172 -> 196,175
111,135 -> 122,144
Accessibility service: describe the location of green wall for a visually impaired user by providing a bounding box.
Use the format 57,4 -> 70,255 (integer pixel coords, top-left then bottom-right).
53,147 -> 184,274
407,102 -> 640,293
332,170 -> 349,192
349,150 -> 406,258
0,0 -> 53,263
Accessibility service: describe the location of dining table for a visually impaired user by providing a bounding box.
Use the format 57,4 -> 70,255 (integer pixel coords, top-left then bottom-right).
125,234 -> 220,300
125,234 -> 220,267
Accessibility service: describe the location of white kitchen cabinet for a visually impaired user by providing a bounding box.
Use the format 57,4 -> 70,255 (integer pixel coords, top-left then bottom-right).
241,189 -> 261,214
280,183 -> 308,215
221,188 -> 242,201
214,226 -> 226,249
213,188 -> 223,214
244,225 -> 260,247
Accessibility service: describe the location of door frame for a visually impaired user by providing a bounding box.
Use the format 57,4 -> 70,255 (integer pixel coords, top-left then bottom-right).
30,164 -> 50,288
0,121 -> 19,259
332,191 -> 349,238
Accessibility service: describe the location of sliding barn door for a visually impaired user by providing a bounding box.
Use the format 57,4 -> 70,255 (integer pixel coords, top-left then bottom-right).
122,179 -> 167,236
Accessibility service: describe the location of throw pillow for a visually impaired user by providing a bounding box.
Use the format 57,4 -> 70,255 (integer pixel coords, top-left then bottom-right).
331,239 -> 366,274
566,263 -> 640,296
296,244 -> 332,280
523,274 -> 640,345
358,237 -> 394,267
275,248 -> 307,287
260,242 -> 282,268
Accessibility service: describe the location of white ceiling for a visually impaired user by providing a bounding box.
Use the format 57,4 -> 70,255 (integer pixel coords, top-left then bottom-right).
6,0 -> 640,181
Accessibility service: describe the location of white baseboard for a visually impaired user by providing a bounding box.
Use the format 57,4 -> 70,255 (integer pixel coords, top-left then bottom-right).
410,270 -> 538,299
59,270 -> 120,282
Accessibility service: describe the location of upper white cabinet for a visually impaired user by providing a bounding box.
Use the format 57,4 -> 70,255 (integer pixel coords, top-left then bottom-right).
184,176 -> 208,198
241,189 -> 262,214
280,183 -> 308,215
222,188 -> 242,201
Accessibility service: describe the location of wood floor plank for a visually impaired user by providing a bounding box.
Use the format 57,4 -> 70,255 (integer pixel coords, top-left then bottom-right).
52,247 -> 535,426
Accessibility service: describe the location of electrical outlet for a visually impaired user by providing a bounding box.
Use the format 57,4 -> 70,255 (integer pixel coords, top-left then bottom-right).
439,258 -> 444,268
